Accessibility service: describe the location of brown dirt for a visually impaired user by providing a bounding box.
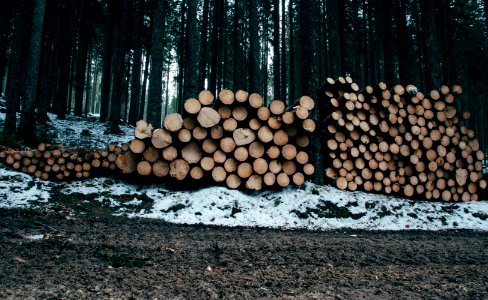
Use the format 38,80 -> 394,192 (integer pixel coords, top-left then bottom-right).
0,208 -> 487,299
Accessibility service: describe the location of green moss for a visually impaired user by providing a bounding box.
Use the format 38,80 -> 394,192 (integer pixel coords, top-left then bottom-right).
365,202 -> 377,209
472,212 -> 488,221
291,201 -> 366,220
162,204 -> 187,213
377,206 -> 392,218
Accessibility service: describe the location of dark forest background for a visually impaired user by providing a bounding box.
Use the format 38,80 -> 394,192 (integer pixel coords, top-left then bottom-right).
0,0 -> 487,152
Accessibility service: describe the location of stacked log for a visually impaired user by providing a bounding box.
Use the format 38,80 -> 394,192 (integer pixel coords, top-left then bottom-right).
113,90 -> 316,190
0,90 -> 316,190
0,143 -> 122,181
320,76 -> 487,201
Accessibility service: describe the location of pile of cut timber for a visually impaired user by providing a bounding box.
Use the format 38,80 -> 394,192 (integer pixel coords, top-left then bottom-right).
0,90 -> 316,190
0,143 -> 123,180
115,90 -> 316,190
320,76 -> 487,201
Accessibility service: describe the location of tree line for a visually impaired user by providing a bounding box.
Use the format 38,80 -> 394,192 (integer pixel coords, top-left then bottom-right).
0,0 -> 487,152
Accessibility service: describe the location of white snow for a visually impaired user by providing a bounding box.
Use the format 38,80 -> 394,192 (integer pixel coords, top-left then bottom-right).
24,234 -> 44,241
0,100 -> 488,231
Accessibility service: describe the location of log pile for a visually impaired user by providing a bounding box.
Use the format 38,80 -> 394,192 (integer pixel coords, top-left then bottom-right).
320,76 -> 487,201
0,143 -> 123,180
115,89 -> 316,190
0,89 -> 316,191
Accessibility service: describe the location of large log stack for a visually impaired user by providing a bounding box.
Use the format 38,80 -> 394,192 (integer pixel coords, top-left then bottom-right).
115,89 -> 316,190
0,89 -> 316,191
320,76 -> 487,201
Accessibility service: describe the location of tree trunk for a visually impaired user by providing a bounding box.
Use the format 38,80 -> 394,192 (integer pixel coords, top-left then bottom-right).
109,0 -> 129,126
209,0 -> 223,95
484,0 -> 488,31
4,0 -> 29,135
327,0 -> 340,78
396,0 -> 411,83
249,0 -> 263,94
99,0 -> 113,122
17,0 -> 46,145
183,0 -> 198,101
128,0 -> 143,125
84,48 -> 92,117
90,54 -> 99,114
147,0 -> 166,127
177,0 -> 186,108
53,1 -> 73,120
74,0 -> 89,117
337,0 -> 347,74
280,0 -> 287,100
299,0 -> 323,185
262,0 -> 269,100
420,0 -> 440,90
198,0 -> 210,91
382,0 -> 395,84
232,0 -> 243,91
272,0 -> 280,99
288,0 -> 295,105
434,0 -> 452,84
37,1 -> 56,123
139,50 -> 150,120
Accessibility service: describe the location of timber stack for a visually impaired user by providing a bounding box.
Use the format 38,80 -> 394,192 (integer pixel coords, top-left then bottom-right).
117,89 -> 316,190
0,143 -> 123,180
320,76 -> 487,201
0,89 -> 316,190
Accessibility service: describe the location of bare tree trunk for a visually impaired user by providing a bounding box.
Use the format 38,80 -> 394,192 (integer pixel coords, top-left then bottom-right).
109,0 -> 129,126
177,0 -> 186,109
147,0 -> 166,127
299,0 -> 323,185
288,0 -> 295,105
90,54 -> 99,114
53,1 -> 73,120
280,0 -> 286,100
262,0 -> 269,101
232,0 -> 243,91
272,0 -> 280,99
183,0 -> 198,101
139,50 -> 150,120
382,0 -> 395,84
4,0 -> 28,135
327,0 -> 340,78
99,0 -> 113,122
17,0 -> 46,145
36,0 -> 56,123
74,0 -> 89,117
420,0 -> 440,90
198,0 -> 209,91
249,0 -> 263,94
128,0 -> 143,125
84,48 -> 92,117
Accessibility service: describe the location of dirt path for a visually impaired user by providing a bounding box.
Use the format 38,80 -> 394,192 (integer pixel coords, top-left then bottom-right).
0,208 -> 487,299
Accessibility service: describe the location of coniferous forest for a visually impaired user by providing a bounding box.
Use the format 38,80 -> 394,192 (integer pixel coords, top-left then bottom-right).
0,0 -> 487,155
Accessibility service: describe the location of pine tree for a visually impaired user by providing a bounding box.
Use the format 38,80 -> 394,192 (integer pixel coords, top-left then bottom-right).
17,0 -> 47,145
147,0 -> 166,127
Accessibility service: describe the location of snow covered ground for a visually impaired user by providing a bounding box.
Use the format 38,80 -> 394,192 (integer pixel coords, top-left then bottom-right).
0,99 -> 487,231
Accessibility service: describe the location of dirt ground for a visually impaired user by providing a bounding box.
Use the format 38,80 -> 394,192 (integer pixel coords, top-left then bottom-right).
0,208 -> 487,299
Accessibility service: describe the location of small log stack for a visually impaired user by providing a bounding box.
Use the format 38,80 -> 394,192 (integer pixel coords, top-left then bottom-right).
319,76 -> 487,201
0,143 -> 124,180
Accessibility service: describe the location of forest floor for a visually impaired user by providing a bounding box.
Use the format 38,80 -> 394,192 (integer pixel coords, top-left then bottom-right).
1,208 -> 488,299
